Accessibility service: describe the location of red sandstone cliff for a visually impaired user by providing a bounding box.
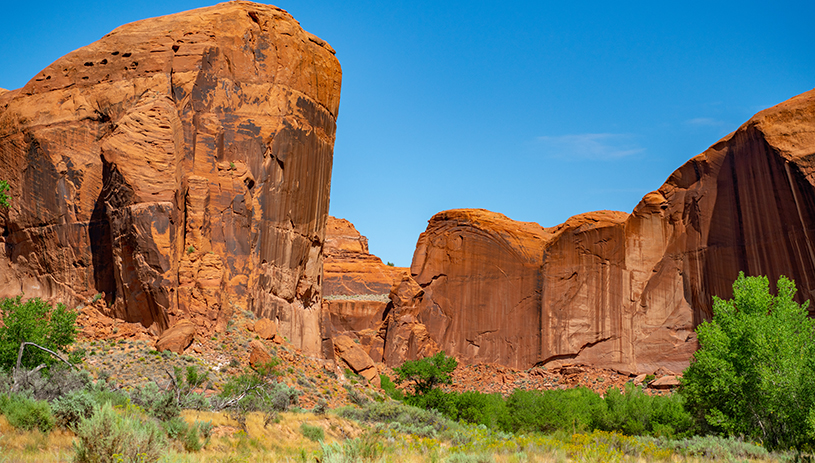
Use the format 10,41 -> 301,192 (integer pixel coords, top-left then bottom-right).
324,216 -> 407,298
0,2 -> 341,356
395,88 -> 815,374
322,216 -> 406,338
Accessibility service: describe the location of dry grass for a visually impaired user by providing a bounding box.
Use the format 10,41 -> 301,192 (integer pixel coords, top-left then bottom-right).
178,410 -> 363,456
0,416 -> 74,463
0,410 -> 787,463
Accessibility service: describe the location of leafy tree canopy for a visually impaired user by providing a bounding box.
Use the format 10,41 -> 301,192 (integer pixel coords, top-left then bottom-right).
0,296 -> 79,371
394,351 -> 458,396
682,272 -> 815,450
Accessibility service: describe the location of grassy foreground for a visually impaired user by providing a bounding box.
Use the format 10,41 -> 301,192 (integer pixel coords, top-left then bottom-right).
0,406 -> 786,463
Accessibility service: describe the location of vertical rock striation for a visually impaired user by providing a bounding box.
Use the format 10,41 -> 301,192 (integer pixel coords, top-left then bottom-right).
398,88 -> 815,373
0,2 -> 341,356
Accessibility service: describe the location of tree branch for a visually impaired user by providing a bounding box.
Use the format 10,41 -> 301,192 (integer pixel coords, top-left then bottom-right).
15,341 -> 75,370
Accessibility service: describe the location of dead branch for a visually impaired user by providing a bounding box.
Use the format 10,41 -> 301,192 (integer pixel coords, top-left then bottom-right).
15,341 -> 75,370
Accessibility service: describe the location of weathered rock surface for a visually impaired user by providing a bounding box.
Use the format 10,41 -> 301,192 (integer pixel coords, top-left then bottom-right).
0,2 -> 341,356
395,88 -> 815,374
77,301 -> 153,341
333,334 -> 379,387
156,319 -> 196,353
323,216 -> 407,336
379,274 -> 440,366
650,375 -> 681,390
254,318 -> 278,340
248,339 -> 274,368
324,216 -> 407,297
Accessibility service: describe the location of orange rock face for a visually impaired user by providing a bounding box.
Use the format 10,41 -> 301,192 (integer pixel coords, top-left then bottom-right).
0,2 -> 341,356
323,216 -> 407,337
323,217 -> 407,297
398,88 -> 815,374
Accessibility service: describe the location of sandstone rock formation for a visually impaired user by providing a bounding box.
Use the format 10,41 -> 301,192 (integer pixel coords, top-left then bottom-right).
333,334 -> 380,387
254,318 -> 278,340
323,216 -> 406,336
394,88 -> 815,374
248,339 -> 274,369
155,319 -> 196,354
0,2 -> 341,357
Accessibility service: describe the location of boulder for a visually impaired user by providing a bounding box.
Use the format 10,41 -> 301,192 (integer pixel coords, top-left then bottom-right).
389,88 -> 815,374
333,334 -> 380,387
650,376 -> 682,389
156,319 -> 196,353
254,318 -> 277,340
632,374 -> 648,386
248,339 -> 274,368
0,1 -> 342,357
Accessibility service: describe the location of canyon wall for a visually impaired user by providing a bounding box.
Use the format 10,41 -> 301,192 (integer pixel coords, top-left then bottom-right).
322,216 -> 406,338
400,88 -> 815,374
0,1 -> 342,356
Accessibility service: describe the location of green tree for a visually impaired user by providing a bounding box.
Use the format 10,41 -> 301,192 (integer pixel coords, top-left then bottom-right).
681,272 -> 815,450
0,179 -> 9,208
0,296 -> 79,371
394,351 -> 457,396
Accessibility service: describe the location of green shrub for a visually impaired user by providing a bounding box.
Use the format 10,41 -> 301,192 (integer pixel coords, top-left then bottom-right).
161,416 -> 188,439
379,374 -> 404,401
593,383 -> 693,437
181,421 -> 207,452
0,179 -> 9,208
337,400 -> 456,437
449,390 -> 510,430
300,422 -> 325,441
313,399 -> 328,415
52,389 -> 95,429
318,434 -> 384,463
0,393 -> 55,432
407,388 -> 510,429
161,417 -> 209,452
87,379 -> 130,408
682,273 -> 815,450
639,434 -> 770,460
191,420 -> 212,450
394,351 -> 457,396
505,387 -> 602,434
216,371 -> 298,415
74,402 -> 167,463
0,296 -> 78,371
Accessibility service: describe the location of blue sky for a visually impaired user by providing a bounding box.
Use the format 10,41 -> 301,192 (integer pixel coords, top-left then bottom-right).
1,1 -> 813,267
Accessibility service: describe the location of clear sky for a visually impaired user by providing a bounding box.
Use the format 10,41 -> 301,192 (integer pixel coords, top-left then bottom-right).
1,1 -> 813,267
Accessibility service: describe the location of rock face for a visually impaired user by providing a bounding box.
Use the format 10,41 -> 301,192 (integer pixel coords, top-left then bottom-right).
0,2 -> 341,356
323,216 -> 407,336
324,216 -> 406,297
396,88 -> 815,374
